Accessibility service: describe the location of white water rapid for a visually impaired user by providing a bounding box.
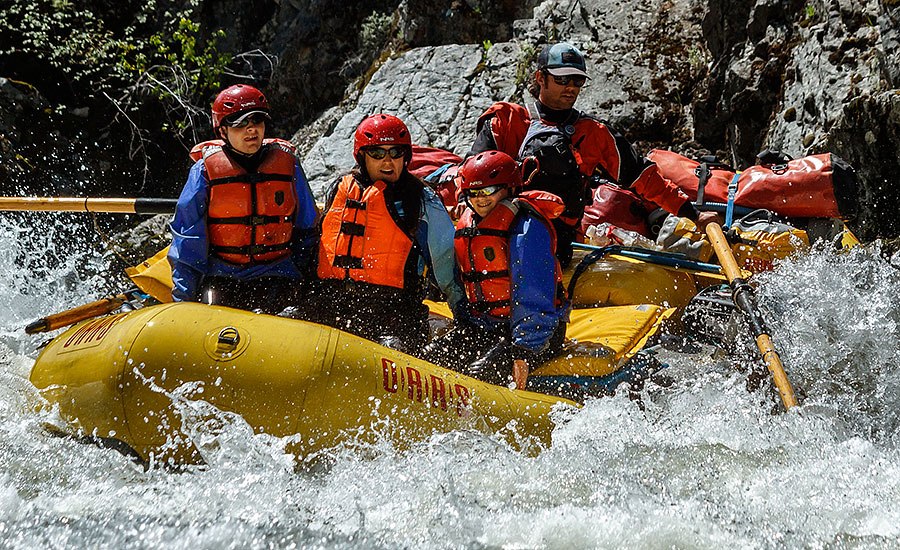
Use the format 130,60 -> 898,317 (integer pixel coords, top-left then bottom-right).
2,212 -> 900,549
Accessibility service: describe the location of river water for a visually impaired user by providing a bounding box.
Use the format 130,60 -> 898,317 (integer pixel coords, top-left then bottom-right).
1,213 -> 899,549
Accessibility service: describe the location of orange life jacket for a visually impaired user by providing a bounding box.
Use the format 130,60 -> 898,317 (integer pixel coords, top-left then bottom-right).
455,192 -> 565,318
202,143 -> 298,265
317,174 -> 417,289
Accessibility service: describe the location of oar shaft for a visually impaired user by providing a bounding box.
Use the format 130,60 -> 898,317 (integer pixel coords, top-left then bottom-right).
705,222 -> 797,411
756,334 -> 799,409
26,294 -> 127,334
0,197 -> 176,214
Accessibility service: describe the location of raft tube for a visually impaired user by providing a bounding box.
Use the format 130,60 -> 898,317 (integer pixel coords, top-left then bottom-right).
29,302 -> 671,464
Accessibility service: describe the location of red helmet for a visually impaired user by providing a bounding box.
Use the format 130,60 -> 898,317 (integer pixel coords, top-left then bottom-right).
353,114 -> 412,157
211,84 -> 270,128
458,150 -> 522,191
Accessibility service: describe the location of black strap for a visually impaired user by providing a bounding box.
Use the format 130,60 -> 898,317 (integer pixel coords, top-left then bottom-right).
696,162 -> 710,206
461,269 -> 510,283
567,245 -> 618,298
340,221 -> 366,237
209,214 -> 292,225
333,255 -> 364,269
455,227 -> 510,239
345,198 -> 367,210
209,172 -> 294,186
211,241 -> 291,256
472,299 -> 510,314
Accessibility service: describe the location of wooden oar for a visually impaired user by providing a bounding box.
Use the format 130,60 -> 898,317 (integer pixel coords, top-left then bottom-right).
0,197 -> 176,214
26,292 -> 134,334
705,222 -> 798,410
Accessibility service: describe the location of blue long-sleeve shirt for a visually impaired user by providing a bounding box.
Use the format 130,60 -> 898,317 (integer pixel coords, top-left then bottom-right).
466,210 -> 569,352
168,152 -> 318,302
419,187 -> 467,311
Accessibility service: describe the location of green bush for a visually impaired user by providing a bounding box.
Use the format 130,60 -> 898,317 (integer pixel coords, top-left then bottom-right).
0,0 -> 231,136
0,0 -> 128,91
361,11 -> 394,51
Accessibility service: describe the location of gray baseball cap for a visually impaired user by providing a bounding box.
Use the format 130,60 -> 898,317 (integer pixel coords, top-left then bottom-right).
537,43 -> 589,78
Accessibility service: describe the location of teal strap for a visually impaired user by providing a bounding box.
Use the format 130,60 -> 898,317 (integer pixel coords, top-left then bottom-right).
724,173 -> 740,228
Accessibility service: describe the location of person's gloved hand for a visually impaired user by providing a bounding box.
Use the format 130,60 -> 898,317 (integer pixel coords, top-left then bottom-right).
696,210 -> 721,231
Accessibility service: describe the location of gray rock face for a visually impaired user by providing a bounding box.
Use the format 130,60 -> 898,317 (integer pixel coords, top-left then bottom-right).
300,0 -> 712,194
297,0 -> 900,237
766,0 -> 886,157
825,91 -> 900,239
2,0 -> 897,239
300,43 -> 521,195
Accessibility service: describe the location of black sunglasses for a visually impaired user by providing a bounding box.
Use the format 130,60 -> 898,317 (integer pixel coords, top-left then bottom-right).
364,146 -> 406,160
225,113 -> 268,128
547,73 -> 586,88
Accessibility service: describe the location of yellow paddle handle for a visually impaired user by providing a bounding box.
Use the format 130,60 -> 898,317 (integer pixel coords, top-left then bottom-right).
705,222 -> 743,280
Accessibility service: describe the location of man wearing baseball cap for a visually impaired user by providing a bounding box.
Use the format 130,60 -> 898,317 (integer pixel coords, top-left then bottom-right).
468,42 -> 716,266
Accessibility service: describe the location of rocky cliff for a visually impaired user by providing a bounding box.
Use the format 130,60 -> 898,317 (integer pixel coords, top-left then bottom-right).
2,0 -> 898,240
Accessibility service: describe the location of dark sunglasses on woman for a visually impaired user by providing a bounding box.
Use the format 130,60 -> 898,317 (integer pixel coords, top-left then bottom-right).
548,74 -> 586,88
364,146 -> 406,160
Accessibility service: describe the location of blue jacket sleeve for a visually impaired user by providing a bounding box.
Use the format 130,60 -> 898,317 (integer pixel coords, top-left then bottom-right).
419,188 -> 466,312
291,161 -> 319,274
168,161 -> 210,302
509,214 -> 566,351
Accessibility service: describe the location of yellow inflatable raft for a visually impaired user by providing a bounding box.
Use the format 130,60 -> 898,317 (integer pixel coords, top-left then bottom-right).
29,300 -> 673,464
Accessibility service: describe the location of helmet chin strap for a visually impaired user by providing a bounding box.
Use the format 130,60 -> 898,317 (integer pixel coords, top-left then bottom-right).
218,127 -> 263,162
218,127 -> 247,157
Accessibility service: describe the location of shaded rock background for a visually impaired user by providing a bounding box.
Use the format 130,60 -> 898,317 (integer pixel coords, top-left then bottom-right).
1,0 -> 898,241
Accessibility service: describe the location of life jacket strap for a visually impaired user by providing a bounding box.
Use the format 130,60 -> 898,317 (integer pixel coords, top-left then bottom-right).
333,255 -> 364,269
472,299 -> 511,314
339,221 -> 366,237
455,227 -> 510,239
210,242 -> 292,256
210,214 -> 292,225
209,172 -> 293,186
461,269 -> 510,283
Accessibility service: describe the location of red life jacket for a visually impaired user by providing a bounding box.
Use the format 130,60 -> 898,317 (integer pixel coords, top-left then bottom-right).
317,174 -> 417,289
477,102 -> 690,221
455,191 -> 565,318
202,143 -> 298,265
